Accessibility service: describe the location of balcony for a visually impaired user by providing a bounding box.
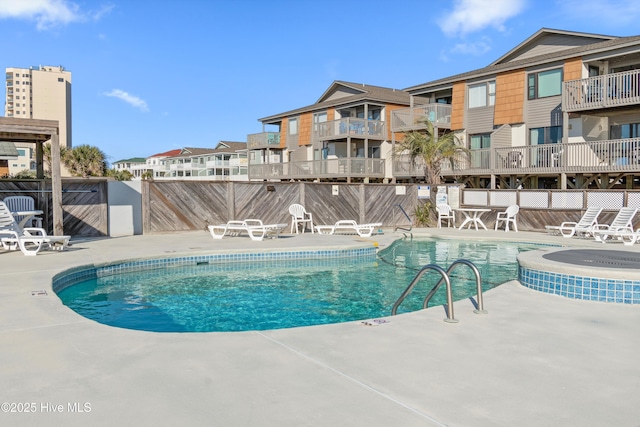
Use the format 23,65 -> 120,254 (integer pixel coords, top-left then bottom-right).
313,118 -> 386,141
393,138 -> 640,178
563,69 -> 640,112
391,104 -> 452,132
249,158 -> 385,180
247,132 -> 280,149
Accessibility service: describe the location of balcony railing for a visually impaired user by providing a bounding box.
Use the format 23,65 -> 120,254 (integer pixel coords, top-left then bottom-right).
249,158 -> 385,180
563,69 -> 640,112
247,132 -> 280,149
313,118 -> 385,141
391,104 -> 452,132
393,138 -> 640,177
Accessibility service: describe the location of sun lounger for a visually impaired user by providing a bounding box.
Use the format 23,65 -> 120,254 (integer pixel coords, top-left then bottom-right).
208,219 -> 287,241
545,206 -> 602,238
315,220 -> 382,238
591,207 -> 638,243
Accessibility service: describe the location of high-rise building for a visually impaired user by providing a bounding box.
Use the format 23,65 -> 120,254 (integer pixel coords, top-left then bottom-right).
4,65 -> 72,175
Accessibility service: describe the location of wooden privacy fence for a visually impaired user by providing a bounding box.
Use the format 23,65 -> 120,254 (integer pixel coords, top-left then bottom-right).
141,181 -> 420,233
0,179 -> 108,236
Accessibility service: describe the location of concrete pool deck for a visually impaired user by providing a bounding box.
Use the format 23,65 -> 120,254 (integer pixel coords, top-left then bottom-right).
1,228 -> 640,426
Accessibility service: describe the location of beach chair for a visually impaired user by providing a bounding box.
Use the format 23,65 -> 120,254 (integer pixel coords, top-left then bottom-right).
315,220 -> 382,238
208,219 -> 287,241
494,205 -> 519,232
0,201 -> 70,256
3,195 -> 43,228
289,204 -> 314,234
592,207 -> 638,242
436,204 -> 455,228
545,206 -> 602,238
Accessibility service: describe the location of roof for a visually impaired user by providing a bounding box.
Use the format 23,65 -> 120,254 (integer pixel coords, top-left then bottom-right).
0,141 -> 19,160
113,157 -> 146,164
258,81 -> 411,123
404,29 -> 640,93
148,149 -> 182,158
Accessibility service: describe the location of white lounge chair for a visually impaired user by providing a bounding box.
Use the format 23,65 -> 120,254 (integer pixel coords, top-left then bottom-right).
592,207 -> 638,242
289,204 -> 314,234
208,219 -> 287,241
3,195 -> 43,228
436,204 -> 455,228
495,205 -> 519,232
545,206 -> 602,238
315,220 -> 382,238
0,201 -> 70,256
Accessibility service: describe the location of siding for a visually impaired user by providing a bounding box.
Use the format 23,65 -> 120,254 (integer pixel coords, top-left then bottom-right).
280,118 -> 287,149
503,34 -> 608,63
299,112 -> 312,146
564,57 -> 583,81
451,82 -> 465,130
526,97 -> 562,128
491,124 -> 513,148
466,106 -> 495,134
494,69 -> 525,125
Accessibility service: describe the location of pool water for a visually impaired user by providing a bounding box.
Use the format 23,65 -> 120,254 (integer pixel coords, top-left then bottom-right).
56,239 -> 545,332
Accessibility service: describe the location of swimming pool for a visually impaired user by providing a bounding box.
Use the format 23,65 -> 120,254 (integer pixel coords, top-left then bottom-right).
55,239 -> 545,332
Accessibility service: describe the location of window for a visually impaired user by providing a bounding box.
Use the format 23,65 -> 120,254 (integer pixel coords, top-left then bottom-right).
313,112 -> 327,132
529,126 -> 562,145
528,68 -> 562,99
288,118 -> 298,135
610,123 -> 640,139
58,78 -> 64,82
470,134 -> 491,149
468,81 -> 495,108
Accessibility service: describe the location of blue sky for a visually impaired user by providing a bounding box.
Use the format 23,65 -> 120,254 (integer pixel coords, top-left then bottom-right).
1,0 -> 640,165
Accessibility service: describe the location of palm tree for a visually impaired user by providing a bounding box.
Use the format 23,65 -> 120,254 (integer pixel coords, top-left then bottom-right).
42,142 -> 69,178
395,119 -> 467,185
64,145 -> 108,177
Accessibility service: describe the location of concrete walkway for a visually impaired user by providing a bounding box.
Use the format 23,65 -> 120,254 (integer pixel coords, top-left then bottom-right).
1,228 -> 639,426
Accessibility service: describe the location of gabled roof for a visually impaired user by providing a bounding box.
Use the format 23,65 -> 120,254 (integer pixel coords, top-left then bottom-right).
405,30 -> 640,93
214,141 -> 247,152
490,28 -> 617,66
0,141 -> 19,160
149,149 -> 182,158
113,157 -> 146,164
259,80 -> 410,123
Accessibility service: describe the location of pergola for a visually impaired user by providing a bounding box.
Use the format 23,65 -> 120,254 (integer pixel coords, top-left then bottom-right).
0,117 -> 64,236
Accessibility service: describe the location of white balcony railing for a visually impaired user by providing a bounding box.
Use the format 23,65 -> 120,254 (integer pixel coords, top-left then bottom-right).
391,104 -> 452,132
249,158 -> 385,180
393,138 -> 640,177
247,132 -> 280,149
313,118 -> 386,141
563,69 -> 640,112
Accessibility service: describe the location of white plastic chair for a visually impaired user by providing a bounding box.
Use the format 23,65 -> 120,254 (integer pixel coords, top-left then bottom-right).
289,204 -> 314,234
3,196 -> 43,228
436,204 -> 455,228
495,205 -> 519,232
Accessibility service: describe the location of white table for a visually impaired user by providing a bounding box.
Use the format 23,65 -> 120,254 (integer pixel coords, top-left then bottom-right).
456,208 -> 491,230
12,210 -> 44,229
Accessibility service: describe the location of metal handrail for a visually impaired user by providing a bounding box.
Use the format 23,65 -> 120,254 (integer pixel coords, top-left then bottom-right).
394,204 -> 413,238
391,264 -> 457,323
423,259 -> 486,315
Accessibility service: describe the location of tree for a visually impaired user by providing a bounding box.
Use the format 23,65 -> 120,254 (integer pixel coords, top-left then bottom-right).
395,119 -> 467,185
42,142 -> 69,178
63,145 -> 108,177
106,169 -> 133,181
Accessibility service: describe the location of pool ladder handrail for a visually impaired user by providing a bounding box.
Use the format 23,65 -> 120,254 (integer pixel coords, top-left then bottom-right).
391,259 -> 487,323
394,204 -> 413,239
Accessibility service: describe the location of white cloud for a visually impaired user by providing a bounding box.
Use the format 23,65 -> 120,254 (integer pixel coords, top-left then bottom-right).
439,0 -> 526,37
451,39 -> 492,56
0,0 -> 112,30
103,89 -> 149,112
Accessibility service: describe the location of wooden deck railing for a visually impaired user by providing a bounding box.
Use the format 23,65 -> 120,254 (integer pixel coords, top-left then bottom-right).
563,69 -> 640,112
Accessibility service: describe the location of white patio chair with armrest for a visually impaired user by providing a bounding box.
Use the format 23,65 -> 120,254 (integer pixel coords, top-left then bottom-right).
3,195 -> 43,228
592,207 -> 638,242
436,204 -> 455,228
289,203 -> 314,234
0,201 -> 70,255
494,205 -> 519,232
545,206 -> 602,238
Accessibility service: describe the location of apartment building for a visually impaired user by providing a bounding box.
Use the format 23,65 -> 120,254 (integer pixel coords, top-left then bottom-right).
393,28 -> 640,190
114,142 -> 248,181
247,81 -> 411,183
4,65 -> 72,176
